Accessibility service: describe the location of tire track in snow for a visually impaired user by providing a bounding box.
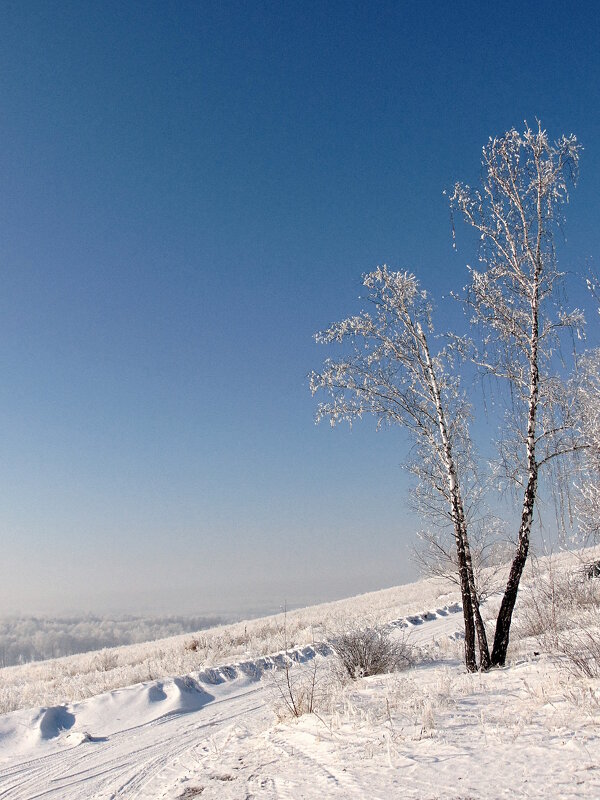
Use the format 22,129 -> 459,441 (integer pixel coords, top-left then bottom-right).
0,687 -> 267,799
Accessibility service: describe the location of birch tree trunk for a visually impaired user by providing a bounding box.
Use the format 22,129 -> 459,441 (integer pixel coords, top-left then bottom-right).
418,324 -> 490,670
491,210 -> 542,667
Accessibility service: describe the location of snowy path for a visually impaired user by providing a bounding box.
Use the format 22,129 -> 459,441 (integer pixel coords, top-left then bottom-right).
0,606 -> 463,799
0,680 -> 269,799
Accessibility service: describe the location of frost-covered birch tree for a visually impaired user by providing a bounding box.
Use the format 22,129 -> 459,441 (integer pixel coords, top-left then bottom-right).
450,122 -> 583,666
574,351 -> 600,542
310,267 -> 489,671
574,278 -> 600,543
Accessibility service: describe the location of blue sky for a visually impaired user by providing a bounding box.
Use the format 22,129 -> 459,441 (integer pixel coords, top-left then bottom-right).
0,1 -> 598,615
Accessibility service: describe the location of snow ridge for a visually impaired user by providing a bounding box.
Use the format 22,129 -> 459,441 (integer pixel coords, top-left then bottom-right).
0,601 -> 462,764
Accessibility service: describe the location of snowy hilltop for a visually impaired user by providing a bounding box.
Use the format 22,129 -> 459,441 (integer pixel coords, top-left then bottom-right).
0,548 -> 599,799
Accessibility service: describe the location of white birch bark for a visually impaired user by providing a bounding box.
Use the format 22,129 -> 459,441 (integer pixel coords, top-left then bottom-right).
311,267 -> 483,671
451,123 -> 581,666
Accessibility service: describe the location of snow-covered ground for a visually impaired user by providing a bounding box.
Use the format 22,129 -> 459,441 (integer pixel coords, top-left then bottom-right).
0,550 -> 599,799
0,574 -> 460,715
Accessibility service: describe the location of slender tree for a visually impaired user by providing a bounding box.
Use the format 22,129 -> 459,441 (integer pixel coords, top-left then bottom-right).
450,123 -> 583,666
574,353 -> 600,542
573,277 -> 600,543
310,267 -> 489,671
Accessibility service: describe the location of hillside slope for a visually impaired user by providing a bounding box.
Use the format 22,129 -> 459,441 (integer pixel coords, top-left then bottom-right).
1,550 -> 599,799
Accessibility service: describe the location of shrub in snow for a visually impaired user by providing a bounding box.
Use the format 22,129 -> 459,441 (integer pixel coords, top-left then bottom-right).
270,656 -> 321,720
516,559 -> 600,677
332,627 -> 412,680
91,649 -> 119,673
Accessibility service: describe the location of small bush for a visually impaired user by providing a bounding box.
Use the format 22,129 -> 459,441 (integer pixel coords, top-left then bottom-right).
553,627 -> 600,678
332,627 -> 413,680
91,648 -> 119,672
515,560 -> 600,677
270,660 -> 321,720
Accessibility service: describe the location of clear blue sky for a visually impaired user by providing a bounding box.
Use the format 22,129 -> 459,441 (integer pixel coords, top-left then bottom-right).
0,0 -> 598,616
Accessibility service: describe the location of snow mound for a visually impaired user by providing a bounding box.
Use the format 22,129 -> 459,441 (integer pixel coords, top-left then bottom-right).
37,706 -> 75,740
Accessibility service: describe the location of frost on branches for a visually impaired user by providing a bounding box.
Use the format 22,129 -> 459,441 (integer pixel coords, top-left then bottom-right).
575,349 -> 600,543
575,274 -> 600,543
450,122 -> 583,665
312,123 -> 587,672
310,267 -> 489,671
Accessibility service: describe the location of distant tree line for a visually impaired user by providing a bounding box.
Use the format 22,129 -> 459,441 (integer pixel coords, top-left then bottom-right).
0,614 -> 226,667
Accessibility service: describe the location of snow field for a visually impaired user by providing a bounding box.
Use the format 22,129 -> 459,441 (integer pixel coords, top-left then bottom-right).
0,604 -> 465,798
0,574 -> 458,715
216,657 -> 599,800
0,548 -> 599,798
0,603 -> 460,761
